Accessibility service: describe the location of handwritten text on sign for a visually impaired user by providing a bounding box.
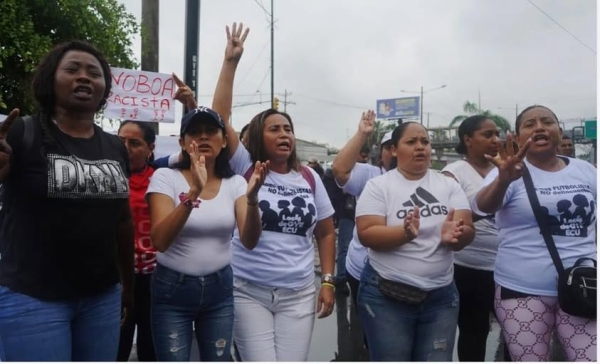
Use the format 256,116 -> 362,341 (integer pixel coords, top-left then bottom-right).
104,68 -> 176,123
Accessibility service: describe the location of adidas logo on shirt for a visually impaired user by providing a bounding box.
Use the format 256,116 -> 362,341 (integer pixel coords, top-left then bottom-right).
396,187 -> 449,219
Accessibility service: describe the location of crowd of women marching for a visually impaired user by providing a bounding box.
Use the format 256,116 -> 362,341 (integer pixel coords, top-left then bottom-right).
0,20 -> 595,362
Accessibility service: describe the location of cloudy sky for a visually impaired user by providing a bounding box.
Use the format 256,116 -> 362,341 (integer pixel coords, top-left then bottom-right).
118,0 -> 597,148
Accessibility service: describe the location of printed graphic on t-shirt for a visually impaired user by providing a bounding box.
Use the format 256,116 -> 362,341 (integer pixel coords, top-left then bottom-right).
47,154 -> 129,199
259,181 -> 316,236
397,187 -> 449,219
538,184 -> 596,237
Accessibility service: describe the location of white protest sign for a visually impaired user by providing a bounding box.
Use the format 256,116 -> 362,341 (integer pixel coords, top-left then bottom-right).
105,67 -> 176,123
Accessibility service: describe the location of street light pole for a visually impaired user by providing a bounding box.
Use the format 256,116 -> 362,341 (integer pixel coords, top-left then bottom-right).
401,85 -> 446,125
420,86 -> 424,125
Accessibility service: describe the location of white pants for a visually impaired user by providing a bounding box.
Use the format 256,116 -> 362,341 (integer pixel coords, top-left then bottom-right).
232,277 -> 316,361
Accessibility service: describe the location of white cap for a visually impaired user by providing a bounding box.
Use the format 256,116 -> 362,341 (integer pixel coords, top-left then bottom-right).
380,131 -> 393,145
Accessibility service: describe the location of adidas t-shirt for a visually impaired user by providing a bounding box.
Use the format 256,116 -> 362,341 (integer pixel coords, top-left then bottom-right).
229,145 -> 335,290
337,163 -> 384,280
356,168 -> 471,290
473,157 -> 597,296
442,160 -> 499,271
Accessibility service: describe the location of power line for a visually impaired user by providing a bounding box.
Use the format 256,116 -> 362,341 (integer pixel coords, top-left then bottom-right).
252,0 -> 270,16
235,39 -> 270,89
525,0 -> 596,54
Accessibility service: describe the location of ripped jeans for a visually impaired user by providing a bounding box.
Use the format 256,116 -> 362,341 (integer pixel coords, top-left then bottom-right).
357,261 -> 459,361
151,263 -> 234,361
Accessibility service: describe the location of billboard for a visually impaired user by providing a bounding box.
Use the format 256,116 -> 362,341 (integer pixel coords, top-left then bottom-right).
376,96 -> 420,119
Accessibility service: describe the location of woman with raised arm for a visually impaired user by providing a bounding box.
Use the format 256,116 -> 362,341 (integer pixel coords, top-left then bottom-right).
355,122 -> 475,361
331,111 -> 394,306
211,23 -> 336,361
441,115 -> 501,361
474,105 -> 596,362
0,41 -> 133,361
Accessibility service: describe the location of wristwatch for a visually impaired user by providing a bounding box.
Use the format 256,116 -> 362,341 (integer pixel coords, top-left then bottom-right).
321,273 -> 335,285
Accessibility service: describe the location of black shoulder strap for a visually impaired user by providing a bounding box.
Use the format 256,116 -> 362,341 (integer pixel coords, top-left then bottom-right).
522,166 -> 566,274
21,115 -> 34,153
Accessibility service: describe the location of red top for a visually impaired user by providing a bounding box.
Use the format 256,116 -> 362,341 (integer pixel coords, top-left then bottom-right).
129,165 -> 157,274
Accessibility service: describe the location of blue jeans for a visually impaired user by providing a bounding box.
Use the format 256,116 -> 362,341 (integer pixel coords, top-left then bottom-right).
357,261 -> 459,361
336,218 -> 354,282
151,263 -> 234,361
0,284 -> 121,361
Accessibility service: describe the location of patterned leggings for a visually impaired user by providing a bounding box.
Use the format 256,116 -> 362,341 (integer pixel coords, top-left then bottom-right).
494,285 -> 596,361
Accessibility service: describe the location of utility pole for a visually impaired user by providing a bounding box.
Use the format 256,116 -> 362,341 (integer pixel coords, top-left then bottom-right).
270,0 -> 275,106
427,112 -> 430,129
141,0 -> 160,134
515,103 -> 519,120
478,88 -> 482,113
282,89 -> 295,112
183,0 -> 201,115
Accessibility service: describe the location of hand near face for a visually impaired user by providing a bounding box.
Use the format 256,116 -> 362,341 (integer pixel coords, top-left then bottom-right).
485,132 -> 531,184
358,110 -> 376,136
224,22 -> 250,63
441,208 -> 464,246
247,160 -> 269,200
189,141 -> 207,193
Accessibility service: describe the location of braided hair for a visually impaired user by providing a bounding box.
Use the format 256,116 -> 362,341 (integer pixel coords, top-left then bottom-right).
31,41 -> 112,148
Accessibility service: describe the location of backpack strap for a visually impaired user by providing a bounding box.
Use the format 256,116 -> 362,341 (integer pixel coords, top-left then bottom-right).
300,165 -> 316,194
243,164 -> 316,195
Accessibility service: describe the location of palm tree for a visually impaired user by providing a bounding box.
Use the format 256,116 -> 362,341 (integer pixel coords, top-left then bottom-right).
369,120 -> 396,147
449,100 -> 512,132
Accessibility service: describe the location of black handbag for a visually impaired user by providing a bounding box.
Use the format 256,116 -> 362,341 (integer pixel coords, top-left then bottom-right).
522,167 -> 597,319
378,276 -> 427,304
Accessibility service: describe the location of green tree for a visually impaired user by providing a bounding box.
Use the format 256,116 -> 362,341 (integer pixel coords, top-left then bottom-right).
0,0 -> 139,115
449,100 -> 512,132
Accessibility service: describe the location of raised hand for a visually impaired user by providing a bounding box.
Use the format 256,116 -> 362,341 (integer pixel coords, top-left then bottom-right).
247,160 -> 269,202
224,22 -> 250,63
485,132 -> 531,184
440,208 -> 465,245
358,109 -> 376,136
0,108 -> 20,169
404,205 -> 420,240
172,73 -> 198,111
189,142 -> 207,194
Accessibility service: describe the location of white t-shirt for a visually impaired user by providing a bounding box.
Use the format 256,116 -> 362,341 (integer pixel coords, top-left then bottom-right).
229,145 -> 335,290
337,163 -> 384,280
146,168 -> 247,276
442,160 -> 499,271
356,169 -> 471,290
473,157 -> 597,296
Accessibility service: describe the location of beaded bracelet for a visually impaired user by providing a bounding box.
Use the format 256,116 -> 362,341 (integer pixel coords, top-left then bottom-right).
178,192 -> 201,208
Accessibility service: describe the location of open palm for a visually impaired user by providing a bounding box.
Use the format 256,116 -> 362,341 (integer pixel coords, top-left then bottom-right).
224,22 -> 250,63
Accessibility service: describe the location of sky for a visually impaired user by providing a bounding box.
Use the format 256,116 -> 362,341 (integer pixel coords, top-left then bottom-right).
117,0 -> 597,148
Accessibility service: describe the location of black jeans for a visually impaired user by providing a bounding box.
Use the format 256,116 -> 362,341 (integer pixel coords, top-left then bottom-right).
454,264 -> 495,362
117,273 -> 156,361
347,273 -> 368,351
